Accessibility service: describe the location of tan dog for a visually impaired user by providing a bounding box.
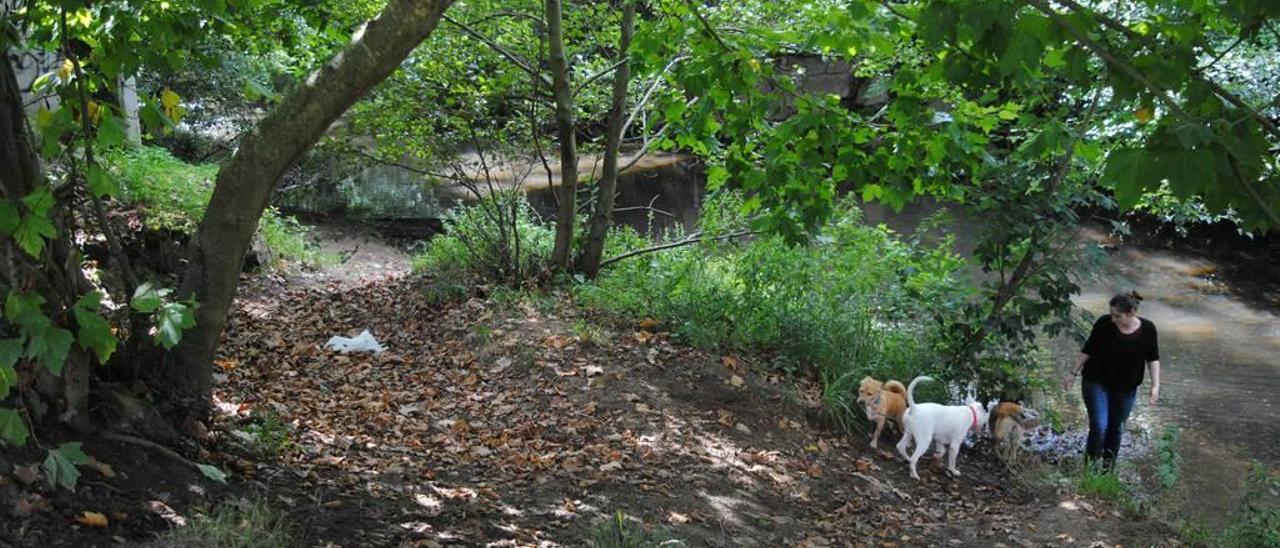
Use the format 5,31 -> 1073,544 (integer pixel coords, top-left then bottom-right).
857,376 -> 908,448
990,402 -> 1037,462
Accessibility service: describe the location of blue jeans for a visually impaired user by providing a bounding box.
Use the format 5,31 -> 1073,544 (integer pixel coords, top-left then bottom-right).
1082,378 -> 1137,466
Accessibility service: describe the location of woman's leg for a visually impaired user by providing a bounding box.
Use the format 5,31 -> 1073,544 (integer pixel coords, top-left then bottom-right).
1081,379 -> 1109,462
1101,386 -> 1138,468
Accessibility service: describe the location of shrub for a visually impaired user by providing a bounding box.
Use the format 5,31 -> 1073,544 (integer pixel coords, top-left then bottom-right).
576,192 -> 971,427
411,191 -> 554,289
103,146 -> 331,267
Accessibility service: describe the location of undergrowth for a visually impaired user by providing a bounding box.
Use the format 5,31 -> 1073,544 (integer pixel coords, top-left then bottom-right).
103,146 -> 334,268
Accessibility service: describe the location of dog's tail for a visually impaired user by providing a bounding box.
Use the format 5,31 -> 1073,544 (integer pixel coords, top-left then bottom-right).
906,376 -> 933,407
883,380 -> 906,396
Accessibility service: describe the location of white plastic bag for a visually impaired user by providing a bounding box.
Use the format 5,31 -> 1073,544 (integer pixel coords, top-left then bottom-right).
324,329 -> 386,354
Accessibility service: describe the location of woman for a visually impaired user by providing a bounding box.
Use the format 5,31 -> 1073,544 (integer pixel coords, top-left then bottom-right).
1062,292 -> 1161,471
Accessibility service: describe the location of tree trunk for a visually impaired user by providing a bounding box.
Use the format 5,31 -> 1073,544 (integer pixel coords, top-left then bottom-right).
1,53 -> 93,432
167,0 -> 453,408
546,0 -> 579,270
579,0 -> 636,279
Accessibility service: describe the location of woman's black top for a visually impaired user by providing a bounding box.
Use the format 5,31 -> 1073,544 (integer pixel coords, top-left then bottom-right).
1081,315 -> 1160,391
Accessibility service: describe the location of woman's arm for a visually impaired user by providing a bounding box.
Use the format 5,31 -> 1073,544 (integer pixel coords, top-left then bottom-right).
1147,360 -> 1161,404
1062,352 -> 1089,391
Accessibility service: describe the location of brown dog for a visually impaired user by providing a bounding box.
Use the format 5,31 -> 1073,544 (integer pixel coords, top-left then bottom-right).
990,402 -> 1037,462
857,376 -> 908,448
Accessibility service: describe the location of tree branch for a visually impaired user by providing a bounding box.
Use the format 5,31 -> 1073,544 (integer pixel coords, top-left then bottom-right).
443,14 -> 551,87
599,229 -> 755,269
1052,0 -> 1280,141
574,58 -> 629,98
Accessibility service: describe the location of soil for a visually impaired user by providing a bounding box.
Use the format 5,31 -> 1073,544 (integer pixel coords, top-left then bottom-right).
0,223 -> 1182,548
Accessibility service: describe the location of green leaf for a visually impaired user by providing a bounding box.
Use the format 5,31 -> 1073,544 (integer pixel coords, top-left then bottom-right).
22,186 -> 54,216
0,199 -> 18,235
0,408 -> 29,447
44,442 -> 89,491
155,302 -> 196,349
0,363 -> 14,399
1166,149 -> 1215,199
1171,122 -> 1213,149
1103,148 -> 1149,209
6,291 -> 48,328
97,113 -> 127,149
26,326 -> 73,375
14,212 -> 57,257
73,292 -> 117,364
0,338 -> 22,369
86,163 -> 119,198
197,463 -> 229,483
130,282 -> 164,313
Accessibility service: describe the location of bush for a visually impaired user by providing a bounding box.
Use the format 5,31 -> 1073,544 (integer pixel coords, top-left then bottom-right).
411,191 -> 555,288
103,146 -> 331,267
576,192 -> 971,427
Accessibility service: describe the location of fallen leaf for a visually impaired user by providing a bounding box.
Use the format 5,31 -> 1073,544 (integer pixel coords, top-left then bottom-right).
76,511 -> 109,527
584,365 -> 604,377
721,355 -> 740,372
728,375 -> 745,388
855,457 -> 874,472
85,457 -> 117,478
668,511 -> 690,525
638,318 -> 659,330
14,464 -> 41,485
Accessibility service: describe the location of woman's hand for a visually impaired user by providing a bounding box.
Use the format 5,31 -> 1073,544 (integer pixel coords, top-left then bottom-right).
1061,372 -> 1076,392
1149,385 -> 1159,405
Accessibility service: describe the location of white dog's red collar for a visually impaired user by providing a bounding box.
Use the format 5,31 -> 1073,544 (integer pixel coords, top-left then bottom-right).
968,404 -> 978,432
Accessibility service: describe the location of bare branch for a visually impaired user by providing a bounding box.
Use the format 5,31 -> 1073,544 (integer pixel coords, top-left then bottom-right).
599,229 -> 755,269
574,58 -> 629,98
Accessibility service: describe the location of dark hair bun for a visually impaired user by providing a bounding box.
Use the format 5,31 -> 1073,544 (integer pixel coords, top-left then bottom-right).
1129,291 -> 1144,302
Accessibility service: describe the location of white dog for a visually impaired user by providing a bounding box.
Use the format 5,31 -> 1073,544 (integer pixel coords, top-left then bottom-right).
896,376 -> 989,480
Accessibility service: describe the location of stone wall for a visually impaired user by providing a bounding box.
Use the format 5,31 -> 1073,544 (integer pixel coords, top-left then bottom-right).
3,0 -> 61,114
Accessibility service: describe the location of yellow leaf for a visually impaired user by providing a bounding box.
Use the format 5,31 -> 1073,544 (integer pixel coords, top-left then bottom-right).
36,107 -> 54,129
161,88 -> 183,122
161,88 -> 180,110
58,59 -> 74,81
76,511 -> 109,527
87,101 -> 102,125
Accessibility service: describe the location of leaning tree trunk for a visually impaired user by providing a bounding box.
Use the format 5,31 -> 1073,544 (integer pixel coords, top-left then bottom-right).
167,0 -> 454,409
1,54 -> 94,432
546,0 -> 579,271
578,0 -> 636,278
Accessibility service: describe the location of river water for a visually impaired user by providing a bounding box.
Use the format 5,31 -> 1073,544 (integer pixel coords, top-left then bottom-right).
1065,226 -> 1280,523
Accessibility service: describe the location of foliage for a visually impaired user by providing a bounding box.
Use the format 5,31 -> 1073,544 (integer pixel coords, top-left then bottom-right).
412,192 -> 555,289
1156,424 -> 1182,491
1075,460 -> 1130,506
160,498 -> 294,548
42,442 -> 90,491
1133,183 -> 1243,237
577,192 -> 969,423
240,408 -> 293,460
1183,465 -> 1280,548
103,147 -> 331,267
589,511 -> 683,548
